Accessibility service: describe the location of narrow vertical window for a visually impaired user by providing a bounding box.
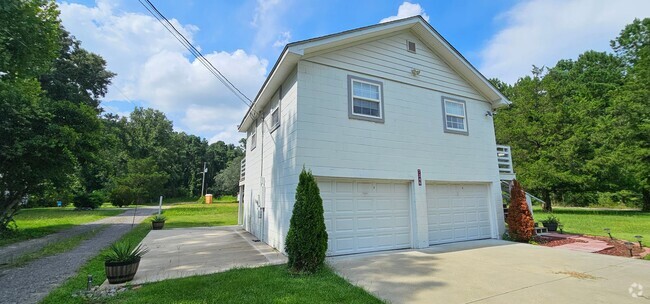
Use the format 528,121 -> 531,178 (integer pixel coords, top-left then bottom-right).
250,121 -> 257,150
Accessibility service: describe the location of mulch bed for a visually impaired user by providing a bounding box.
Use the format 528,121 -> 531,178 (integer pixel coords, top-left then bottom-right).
535,234 -> 648,259
534,235 -> 586,247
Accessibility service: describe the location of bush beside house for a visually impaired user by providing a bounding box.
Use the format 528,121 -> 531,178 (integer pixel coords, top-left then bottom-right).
506,180 -> 535,242
285,168 -> 328,273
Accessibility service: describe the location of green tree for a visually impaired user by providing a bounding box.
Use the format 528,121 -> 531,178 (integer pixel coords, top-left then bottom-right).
0,0 -> 64,231
111,158 -> 169,206
285,168 -> 328,273
39,29 -> 115,110
213,156 -> 243,196
494,51 -> 625,211
0,0 -> 60,78
608,18 -> 650,211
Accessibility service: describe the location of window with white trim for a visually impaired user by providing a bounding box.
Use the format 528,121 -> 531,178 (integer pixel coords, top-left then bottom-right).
442,98 -> 468,134
271,106 -> 280,130
270,86 -> 281,132
348,76 -> 384,122
250,121 -> 257,150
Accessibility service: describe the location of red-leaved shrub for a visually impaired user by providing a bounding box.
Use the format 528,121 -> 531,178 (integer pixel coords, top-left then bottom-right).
506,180 -> 535,242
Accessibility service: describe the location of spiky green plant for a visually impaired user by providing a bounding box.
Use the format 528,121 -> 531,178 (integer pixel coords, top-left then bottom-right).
102,242 -> 149,263
151,214 -> 167,223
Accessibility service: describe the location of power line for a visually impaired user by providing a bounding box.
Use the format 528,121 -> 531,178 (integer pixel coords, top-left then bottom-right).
138,0 -> 252,107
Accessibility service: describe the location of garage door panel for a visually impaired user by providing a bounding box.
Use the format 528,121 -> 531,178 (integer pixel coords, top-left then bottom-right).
336,182 -> 354,193
428,184 -> 492,245
319,179 -> 412,256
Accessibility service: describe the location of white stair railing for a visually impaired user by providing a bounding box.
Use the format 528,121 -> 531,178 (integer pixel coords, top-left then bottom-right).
240,158 -> 246,181
496,145 -> 514,174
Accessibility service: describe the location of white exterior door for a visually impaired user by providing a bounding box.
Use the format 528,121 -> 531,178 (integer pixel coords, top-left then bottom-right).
427,184 -> 492,245
318,179 -> 411,256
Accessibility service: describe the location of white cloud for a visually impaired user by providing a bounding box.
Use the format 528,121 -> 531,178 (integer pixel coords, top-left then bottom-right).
273,31 -> 291,48
250,0 -> 290,51
58,0 -> 268,144
479,0 -> 650,83
380,2 -> 430,23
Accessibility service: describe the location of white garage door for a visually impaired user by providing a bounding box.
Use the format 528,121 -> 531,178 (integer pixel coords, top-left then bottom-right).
318,179 -> 411,256
427,184 -> 492,245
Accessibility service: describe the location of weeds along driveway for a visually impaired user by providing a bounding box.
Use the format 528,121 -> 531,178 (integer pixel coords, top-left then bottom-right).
329,239 -> 650,304
120,226 -> 287,286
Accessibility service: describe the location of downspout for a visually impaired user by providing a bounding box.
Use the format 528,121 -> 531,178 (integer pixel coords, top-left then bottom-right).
259,115 -> 265,242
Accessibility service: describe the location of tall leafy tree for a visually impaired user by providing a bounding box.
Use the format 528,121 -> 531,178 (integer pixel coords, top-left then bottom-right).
213,156 -> 243,196
607,18 -> 650,211
0,0 -> 64,231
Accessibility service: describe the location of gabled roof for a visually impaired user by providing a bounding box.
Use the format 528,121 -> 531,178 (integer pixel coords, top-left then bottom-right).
238,15 -> 510,131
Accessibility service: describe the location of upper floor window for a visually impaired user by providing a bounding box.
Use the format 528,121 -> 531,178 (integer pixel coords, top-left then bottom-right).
348,75 -> 384,123
442,98 -> 468,135
270,86 -> 281,132
271,105 -> 280,130
250,120 -> 258,150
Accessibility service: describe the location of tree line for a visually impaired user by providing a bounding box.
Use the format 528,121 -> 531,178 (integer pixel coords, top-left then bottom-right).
1,0 -> 243,233
492,18 -> 649,212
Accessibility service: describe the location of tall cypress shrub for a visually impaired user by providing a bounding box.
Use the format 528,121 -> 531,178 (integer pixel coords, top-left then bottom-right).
285,168 -> 328,273
506,180 -> 535,242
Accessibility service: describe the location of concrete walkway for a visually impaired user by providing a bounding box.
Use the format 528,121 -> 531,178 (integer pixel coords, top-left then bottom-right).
115,226 -> 286,286
329,240 -> 650,304
0,206 -> 157,304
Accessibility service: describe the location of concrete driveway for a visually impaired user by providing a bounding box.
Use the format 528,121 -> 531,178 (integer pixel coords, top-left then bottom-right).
329,240 -> 650,304
123,226 -> 286,285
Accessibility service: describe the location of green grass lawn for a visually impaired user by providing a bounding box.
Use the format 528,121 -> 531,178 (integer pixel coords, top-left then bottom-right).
1,207 -> 123,247
8,224 -> 107,267
163,202 -> 238,228
41,221 -> 152,304
106,265 -> 381,304
533,207 -> 650,243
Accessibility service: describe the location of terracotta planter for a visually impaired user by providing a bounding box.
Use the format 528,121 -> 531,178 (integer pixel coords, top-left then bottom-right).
152,221 -> 165,230
105,257 -> 141,284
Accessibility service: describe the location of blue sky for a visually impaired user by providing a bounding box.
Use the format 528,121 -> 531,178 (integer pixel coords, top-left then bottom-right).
57,0 -> 650,144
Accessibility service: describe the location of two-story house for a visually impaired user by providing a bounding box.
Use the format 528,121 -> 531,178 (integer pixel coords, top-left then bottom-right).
237,16 -> 514,256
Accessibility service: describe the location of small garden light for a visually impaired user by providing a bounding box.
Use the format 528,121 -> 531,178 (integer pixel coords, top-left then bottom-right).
635,235 -> 643,247
624,242 -> 634,257
558,224 -> 564,234
604,228 -> 612,240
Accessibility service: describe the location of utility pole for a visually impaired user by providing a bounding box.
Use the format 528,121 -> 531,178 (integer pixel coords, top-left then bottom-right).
200,162 -> 207,197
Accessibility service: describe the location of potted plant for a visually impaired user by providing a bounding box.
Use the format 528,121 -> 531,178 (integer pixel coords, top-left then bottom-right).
541,215 -> 561,232
103,242 -> 149,284
151,214 -> 167,230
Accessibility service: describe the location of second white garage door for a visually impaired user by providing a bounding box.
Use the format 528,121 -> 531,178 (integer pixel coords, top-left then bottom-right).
427,184 -> 492,245
318,179 -> 411,256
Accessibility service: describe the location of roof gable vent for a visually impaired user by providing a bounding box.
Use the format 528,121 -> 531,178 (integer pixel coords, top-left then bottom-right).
407,40 -> 416,53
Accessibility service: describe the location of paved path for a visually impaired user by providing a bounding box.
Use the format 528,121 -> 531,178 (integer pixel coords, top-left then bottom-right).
110,226 -> 286,286
0,206 -> 157,304
545,232 -> 614,253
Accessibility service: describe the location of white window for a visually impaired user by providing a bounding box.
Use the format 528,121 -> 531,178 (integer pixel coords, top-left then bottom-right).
271,106 -> 280,129
442,98 -> 468,134
250,121 -> 257,150
270,87 -> 281,132
348,76 -> 384,122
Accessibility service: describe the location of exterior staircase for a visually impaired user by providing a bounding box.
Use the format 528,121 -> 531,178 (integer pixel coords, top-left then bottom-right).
497,145 -> 548,234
